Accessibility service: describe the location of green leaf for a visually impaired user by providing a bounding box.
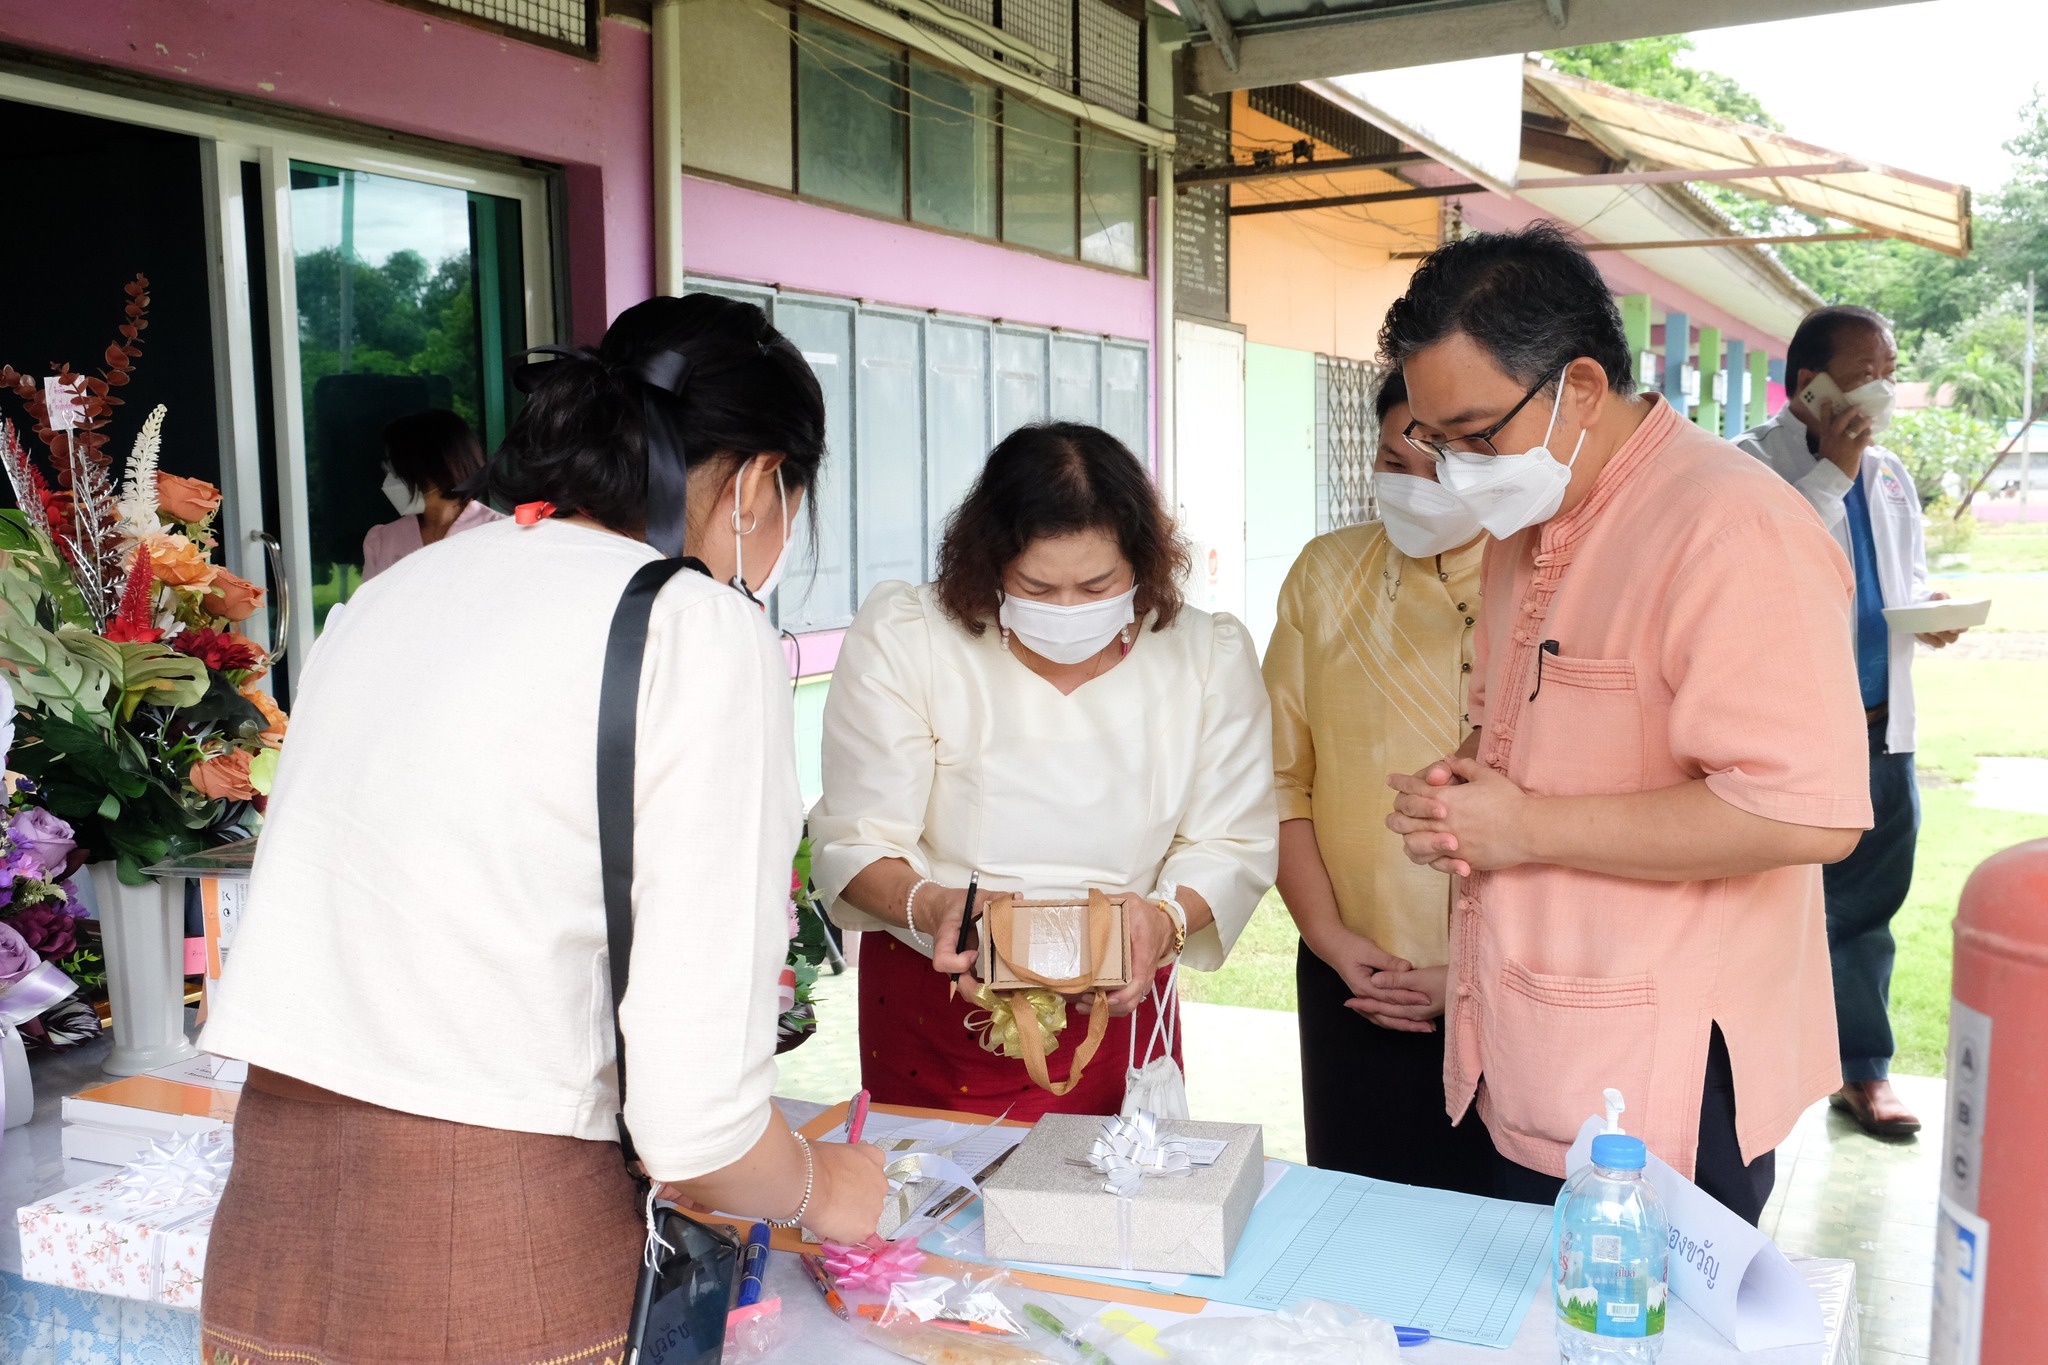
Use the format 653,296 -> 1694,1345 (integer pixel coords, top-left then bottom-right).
97,793 -> 120,819
62,631 -> 208,721
0,618 -> 113,726
249,746 -> 279,795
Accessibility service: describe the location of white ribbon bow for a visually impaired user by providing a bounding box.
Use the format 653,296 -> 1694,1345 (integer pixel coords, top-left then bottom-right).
1086,1109 -> 1191,1198
112,1131 -> 234,1212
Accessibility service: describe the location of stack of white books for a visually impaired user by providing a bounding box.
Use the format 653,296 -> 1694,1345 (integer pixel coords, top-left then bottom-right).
60,1053 -> 245,1167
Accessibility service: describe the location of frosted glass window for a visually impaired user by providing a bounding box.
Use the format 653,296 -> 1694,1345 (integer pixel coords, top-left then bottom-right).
1102,342 -> 1149,458
911,64 -> 997,237
994,329 -> 1048,440
1050,335 -> 1100,424
772,300 -> 857,630
1080,130 -> 1144,272
797,17 -> 906,218
855,312 -> 925,597
1001,101 -> 1077,256
926,321 -> 990,571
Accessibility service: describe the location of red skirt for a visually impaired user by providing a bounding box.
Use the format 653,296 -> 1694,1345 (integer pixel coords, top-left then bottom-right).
857,933 -> 1182,1120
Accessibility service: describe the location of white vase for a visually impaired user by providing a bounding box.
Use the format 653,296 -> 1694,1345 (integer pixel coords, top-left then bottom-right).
88,861 -> 198,1077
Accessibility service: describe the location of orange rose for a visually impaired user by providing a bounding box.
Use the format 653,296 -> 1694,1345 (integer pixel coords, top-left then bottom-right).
143,533 -> 217,590
242,686 -> 288,746
156,473 -> 222,525
188,749 -> 256,801
202,567 -> 265,622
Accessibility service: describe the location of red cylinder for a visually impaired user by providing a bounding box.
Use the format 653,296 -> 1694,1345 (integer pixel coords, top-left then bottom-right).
1937,838 -> 2048,1362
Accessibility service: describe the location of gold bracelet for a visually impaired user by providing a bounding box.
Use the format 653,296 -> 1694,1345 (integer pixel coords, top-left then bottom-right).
1155,897 -> 1189,960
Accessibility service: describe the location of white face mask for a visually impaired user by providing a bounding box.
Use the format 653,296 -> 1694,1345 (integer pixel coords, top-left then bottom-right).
999,583 -> 1138,665
1842,377 -> 1898,435
382,470 -> 425,518
1434,369 -> 1585,539
1375,472 -> 1484,557
731,462 -> 793,604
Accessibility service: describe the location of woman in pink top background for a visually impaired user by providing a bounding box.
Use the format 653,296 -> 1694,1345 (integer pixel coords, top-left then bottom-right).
362,409 -> 504,581
1378,225 -> 1872,1226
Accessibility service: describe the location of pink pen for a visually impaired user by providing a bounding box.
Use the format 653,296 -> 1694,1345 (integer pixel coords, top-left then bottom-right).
847,1088 -> 872,1144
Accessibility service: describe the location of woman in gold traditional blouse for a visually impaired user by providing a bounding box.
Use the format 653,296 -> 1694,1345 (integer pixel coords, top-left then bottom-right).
1261,370 -> 1494,1192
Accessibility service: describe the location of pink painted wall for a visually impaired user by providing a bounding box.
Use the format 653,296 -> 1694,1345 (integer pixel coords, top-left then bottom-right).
1461,193 -> 1790,358
683,176 -> 1156,344
0,0 -> 654,337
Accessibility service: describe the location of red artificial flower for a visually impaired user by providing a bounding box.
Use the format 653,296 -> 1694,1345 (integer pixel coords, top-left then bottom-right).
170,627 -> 262,675
104,544 -> 162,644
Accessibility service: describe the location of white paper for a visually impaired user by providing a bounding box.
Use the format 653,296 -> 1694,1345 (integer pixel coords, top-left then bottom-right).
1566,1116 -> 1824,1352
1881,598 -> 1991,634
1931,1195 -> 1988,1364
824,1111 -> 1028,1241
1181,1138 -> 1228,1166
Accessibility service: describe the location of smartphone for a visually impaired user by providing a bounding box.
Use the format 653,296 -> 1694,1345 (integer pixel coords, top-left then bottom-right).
627,1207 -> 739,1365
1798,371 -> 1847,417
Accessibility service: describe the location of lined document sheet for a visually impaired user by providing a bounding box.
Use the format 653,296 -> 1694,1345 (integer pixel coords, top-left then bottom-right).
1181,1165 -> 1553,1348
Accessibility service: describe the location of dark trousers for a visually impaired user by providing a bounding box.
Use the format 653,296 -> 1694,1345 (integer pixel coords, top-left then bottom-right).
1487,1025 -> 1777,1225
1825,721 -> 1919,1083
1296,941 -> 1494,1194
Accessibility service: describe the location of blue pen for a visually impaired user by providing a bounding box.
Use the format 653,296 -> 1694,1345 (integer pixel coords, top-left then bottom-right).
736,1222 -> 771,1307
1395,1326 -> 1431,1348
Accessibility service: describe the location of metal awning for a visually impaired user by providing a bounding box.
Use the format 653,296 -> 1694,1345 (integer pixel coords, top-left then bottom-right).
1525,65 -> 1971,256
1182,0 -> 1926,95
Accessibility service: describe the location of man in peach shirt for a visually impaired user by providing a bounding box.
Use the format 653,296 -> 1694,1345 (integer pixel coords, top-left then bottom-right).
1381,225 -> 1872,1224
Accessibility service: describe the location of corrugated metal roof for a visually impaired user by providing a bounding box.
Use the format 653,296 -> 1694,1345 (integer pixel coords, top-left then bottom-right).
1524,64 -> 1971,257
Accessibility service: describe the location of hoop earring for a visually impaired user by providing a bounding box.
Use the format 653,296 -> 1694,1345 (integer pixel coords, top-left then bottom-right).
730,507 -> 759,534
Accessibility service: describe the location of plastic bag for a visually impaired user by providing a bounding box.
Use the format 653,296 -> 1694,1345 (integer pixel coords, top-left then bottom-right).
722,1299 -> 785,1362
1120,965 -> 1188,1121
859,1267 -> 1081,1365
1153,1299 -> 1401,1365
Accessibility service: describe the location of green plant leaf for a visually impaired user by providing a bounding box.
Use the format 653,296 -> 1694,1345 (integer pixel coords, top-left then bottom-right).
0,619 -> 112,726
62,630 -> 207,720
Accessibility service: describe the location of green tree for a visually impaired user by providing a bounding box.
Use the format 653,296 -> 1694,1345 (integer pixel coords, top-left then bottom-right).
1931,346 -> 2024,422
1887,407 -> 2002,505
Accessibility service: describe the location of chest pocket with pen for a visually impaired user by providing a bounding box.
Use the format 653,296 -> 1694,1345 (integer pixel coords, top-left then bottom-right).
1512,650 -> 1646,798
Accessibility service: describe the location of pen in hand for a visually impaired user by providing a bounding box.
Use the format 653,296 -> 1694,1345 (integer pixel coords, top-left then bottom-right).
947,871 -> 982,1001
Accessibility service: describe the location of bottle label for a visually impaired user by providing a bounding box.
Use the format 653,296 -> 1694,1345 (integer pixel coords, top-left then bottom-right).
1591,1235 -> 1622,1263
1597,1299 -> 1645,1338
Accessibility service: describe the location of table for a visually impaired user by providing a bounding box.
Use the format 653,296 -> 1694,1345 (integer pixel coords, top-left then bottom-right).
759,1098 -> 1858,1365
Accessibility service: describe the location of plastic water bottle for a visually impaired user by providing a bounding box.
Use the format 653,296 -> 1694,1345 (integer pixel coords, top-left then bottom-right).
1555,1134 -> 1670,1363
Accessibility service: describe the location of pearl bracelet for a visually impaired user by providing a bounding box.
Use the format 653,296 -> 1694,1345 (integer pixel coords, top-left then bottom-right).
767,1132 -> 815,1230
904,877 -> 935,951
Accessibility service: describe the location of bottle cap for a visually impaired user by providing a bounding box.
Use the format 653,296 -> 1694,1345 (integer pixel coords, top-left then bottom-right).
1591,1134 -> 1647,1171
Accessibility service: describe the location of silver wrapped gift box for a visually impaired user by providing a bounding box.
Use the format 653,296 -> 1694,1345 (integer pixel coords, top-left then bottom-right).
980,1113 -> 1264,1276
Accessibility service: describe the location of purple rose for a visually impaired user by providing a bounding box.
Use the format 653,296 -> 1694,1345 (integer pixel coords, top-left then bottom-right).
0,922 -> 37,985
6,807 -> 76,883
8,904 -> 77,960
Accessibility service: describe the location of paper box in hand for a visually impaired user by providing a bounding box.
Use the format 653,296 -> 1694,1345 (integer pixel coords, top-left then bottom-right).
980,1113 -> 1263,1276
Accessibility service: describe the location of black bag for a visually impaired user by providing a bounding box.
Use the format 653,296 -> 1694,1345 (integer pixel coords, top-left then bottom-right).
599,556 -> 741,1365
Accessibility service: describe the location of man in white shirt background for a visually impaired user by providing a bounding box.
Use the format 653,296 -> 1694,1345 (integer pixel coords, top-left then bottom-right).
1740,306 -> 1967,1138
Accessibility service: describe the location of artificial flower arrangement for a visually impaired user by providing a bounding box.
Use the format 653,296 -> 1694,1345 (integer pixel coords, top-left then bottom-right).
0,275 -> 285,887
0,714 -> 103,1048
779,833 -> 836,1052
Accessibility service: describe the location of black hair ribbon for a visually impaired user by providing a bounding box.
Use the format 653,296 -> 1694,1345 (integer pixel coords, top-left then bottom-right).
509,344 -> 696,561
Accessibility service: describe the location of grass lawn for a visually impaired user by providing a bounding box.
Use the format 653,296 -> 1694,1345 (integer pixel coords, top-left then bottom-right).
1189,522 -> 2048,1079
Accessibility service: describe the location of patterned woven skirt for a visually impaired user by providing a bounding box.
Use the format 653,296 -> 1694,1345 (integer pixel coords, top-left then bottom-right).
202,1069 -> 642,1365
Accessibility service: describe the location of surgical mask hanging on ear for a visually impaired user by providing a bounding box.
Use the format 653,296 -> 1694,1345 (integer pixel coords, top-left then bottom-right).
1435,368 -> 1585,538
731,461 -> 792,604
1375,472 -> 1484,557
382,470 -> 425,518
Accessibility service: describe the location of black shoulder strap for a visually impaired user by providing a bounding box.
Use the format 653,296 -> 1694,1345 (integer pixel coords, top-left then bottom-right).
597,554 -> 709,1167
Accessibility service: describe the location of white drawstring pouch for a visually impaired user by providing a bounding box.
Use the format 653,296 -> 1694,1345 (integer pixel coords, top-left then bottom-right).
1120,964 -> 1189,1120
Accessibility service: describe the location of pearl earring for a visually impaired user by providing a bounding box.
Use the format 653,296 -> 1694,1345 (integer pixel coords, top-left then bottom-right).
1000,625 -> 1012,652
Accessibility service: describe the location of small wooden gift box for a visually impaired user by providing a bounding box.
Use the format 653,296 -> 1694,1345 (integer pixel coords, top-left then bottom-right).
977,890 -> 1133,992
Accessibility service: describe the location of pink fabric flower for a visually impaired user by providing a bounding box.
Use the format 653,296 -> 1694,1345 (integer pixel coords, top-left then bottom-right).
821,1238 -> 926,1294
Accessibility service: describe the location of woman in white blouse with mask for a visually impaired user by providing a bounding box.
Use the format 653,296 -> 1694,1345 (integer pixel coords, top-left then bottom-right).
810,422 -> 1278,1120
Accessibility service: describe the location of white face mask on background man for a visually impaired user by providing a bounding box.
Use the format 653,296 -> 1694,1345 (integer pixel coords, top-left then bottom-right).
1839,377 -> 1898,435
1375,473 -> 1484,557
998,584 -> 1137,664
382,470 -> 425,517
1435,368 -> 1585,539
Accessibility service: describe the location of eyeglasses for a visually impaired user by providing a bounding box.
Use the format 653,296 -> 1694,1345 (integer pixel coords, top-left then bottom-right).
1402,375 -> 1553,462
